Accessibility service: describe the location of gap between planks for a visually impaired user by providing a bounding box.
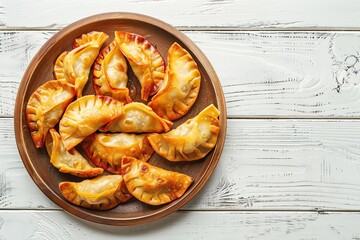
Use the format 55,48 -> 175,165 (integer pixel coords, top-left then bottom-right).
4,27 -> 360,32
227,116 -> 360,120
1,208 -> 359,214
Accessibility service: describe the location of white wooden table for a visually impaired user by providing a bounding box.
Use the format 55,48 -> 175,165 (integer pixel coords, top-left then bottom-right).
2,1 -> 360,239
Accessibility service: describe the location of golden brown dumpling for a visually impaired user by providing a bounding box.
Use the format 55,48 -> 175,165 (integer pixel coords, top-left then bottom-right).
59,175 -> 131,210
93,41 -> 132,103
53,51 -> 68,81
26,80 -> 76,148
54,31 -> 109,98
45,129 -> 103,178
121,156 -> 193,205
81,132 -> 154,174
115,31 -> 165,101
59,95 -> 123,150
148,42 -> 201,121
148,104 -> 220,161
100,102 -> 172,133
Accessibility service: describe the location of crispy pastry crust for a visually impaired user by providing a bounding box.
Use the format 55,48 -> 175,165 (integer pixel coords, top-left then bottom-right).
148,104 -> 220,161
45,129 -> 103,178
26,80 -> 76,148
81,132 -> 153,174
59,95 -> 124,150
59,175 -> 132,210
93,41 -> 132,103
54,31 -> 109,98
100,102 -> 172,133
115,31 -> 165,101
148,42 -> 201,121
121,156 -> 193,205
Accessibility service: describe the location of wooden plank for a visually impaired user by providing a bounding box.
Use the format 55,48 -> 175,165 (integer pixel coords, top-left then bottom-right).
0,0 -> 360,29
4,117 -> 360,211
0,210 -> 360,239
187,31 -> 360,118
0,118 -> 57,208
2,31 -> 360,118
0,31 -> 53,117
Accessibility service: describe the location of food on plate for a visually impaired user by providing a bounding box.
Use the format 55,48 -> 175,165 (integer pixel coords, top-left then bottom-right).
54,31 -> 109,98
115,31 -> 165,101
148,42 -> 201,121
26,80 -> 76,148
45,129 -> 103,178
59,95 -> 123,150
24,29 -> 220,211
121,156 -> 193,205
59,175 -> 131,210
92,41 -> 132,103
100,102 -> 172,133
81,132 -> 154,174
148,104 -> 220,161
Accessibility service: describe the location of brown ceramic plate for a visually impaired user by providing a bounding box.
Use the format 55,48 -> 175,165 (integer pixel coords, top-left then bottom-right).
14,12 -> 226,226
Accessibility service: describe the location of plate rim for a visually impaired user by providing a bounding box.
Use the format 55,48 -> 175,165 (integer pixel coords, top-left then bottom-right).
14,12 -> 227,226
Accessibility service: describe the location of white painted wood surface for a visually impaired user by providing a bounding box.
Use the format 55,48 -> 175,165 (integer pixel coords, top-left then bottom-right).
3,31 -> 360,118
1,0 -> 360,29
2,0 -> 360,239
1,211 -> 360,239
4,118 -> 360,211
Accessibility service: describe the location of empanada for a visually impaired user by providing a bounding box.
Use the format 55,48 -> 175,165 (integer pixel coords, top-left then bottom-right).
81,132 -> 154,174
26,80 -> 76,148
148,42 -> 201,121
45,129 -> 103,178
59,95 -> 123,150
59,175 -> 131,210
54,31 -> 109,98
148,104 -> 220,161
121,156 -> 193,205
100,102 -> 172,133
115,31 -> 165,101
93,41 -> 132,103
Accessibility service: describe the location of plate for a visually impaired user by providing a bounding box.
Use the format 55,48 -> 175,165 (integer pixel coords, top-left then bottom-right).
14,12 -> 226,226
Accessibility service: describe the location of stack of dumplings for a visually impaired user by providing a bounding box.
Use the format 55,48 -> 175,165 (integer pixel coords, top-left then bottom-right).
25,31 -> 221,210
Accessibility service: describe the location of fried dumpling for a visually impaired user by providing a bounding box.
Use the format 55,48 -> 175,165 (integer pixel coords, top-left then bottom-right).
148,104 -> 220,161
59,95 -> 123,150
54,31 -> 109,98
81,132 -> 154,174
93,41 -> 132,103
45,129 -> 103,178
115,31 -> 165,101
53,51 -> 68,81
26,80 -> 76,148
100,102 -> 172,133
148,42 -> 201,121
121,156 -> 193,205
59,175 -> 131,210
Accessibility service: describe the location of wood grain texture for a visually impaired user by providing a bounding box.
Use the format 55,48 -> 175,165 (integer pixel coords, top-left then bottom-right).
3,31 -> 360,118
2,31 -> 360,118
187,31 -> 360,118
0,31 -> 53,117
189,119 -> 360,210
0,0 -> 360,29
2,0 -> 360,235
4,117 -> 360,211
0,118 -> 57,209
0,210 -> 360,239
